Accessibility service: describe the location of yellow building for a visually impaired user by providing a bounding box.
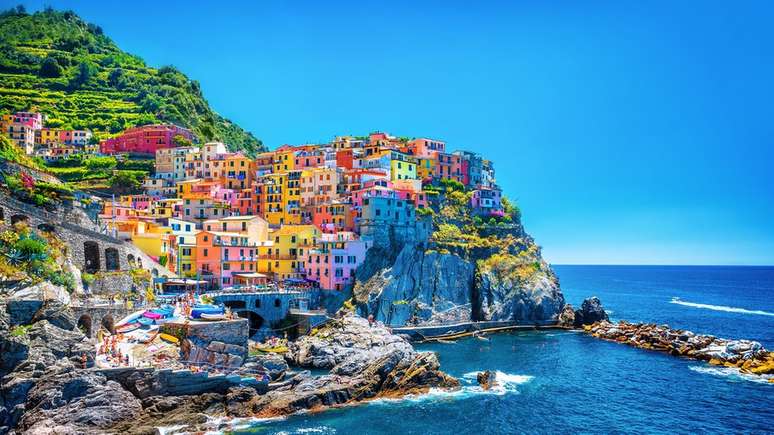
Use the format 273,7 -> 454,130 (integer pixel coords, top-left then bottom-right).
36,128 -> 60,146
273,148 -> 296,173
257,225 -> 319,281
168,218 -> 199,276
417,157 -> 435,181
260,173 -> 285,226
283,170 -> 303,225
131,222 -> 173,261
389,151 -> 417,181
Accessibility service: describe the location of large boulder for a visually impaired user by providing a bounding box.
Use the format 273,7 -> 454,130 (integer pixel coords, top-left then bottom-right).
31,300 -> 76,331
477,265 -> 565,324
574,297 -> 609,327
557,303 -> 576,328
288,315 -> 413,369
18,370 -> 142,434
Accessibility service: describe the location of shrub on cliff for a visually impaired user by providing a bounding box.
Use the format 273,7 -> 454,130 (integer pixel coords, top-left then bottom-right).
0,223 -> 75,291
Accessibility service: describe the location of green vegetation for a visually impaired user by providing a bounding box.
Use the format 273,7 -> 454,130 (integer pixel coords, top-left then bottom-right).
0,134 -> 42,169
10,324 -> 31,337
0,7 -> 265,155
1,166 -> 74,207
0,222 -> 76,291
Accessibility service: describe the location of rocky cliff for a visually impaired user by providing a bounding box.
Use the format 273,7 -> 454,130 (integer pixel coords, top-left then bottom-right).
353,189 -> 565,326
0,285 -> 458,434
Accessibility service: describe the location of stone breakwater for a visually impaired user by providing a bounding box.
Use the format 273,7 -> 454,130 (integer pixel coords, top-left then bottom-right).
583,320 -> 774,380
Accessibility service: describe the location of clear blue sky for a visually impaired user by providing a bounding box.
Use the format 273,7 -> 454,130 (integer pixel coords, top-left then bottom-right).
17,0 -> 774,265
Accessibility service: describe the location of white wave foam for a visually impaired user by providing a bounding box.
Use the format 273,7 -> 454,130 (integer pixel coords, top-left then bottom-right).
366,371 -> 534,406
689,365 -> 773,385
670,297 -> 774,317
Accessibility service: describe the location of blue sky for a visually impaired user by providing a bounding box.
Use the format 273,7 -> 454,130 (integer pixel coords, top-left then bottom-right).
16,0 -> 774,265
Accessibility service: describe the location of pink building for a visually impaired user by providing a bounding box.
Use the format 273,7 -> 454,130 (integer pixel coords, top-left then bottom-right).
471,187 -> 504,217
407,138 -> 445,158
350,179 -> 397,207
434,152 -> 464,183
303,232 -> 370,291
12,112 -> 43,130
100,124 -> 194,155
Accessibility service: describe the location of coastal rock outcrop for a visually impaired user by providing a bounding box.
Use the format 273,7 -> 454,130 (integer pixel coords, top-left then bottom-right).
557,303 -> 576,328
584,320 -> 774,377
573,297 -> 609,327
108,314 -> 460,433
0,286 -> 99,433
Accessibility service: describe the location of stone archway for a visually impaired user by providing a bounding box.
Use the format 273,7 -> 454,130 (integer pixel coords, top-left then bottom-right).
127,254 -> 135,268
77,314 -> 93,338
101,314 -> 115,334
10,214 -> 29,225
237,310 -> 264,334
83,241 -> 100,273
105,247 -> 120,271
0,207 -> 4,221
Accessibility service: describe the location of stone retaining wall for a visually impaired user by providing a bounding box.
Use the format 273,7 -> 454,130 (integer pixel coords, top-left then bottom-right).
97,366 -> 265,399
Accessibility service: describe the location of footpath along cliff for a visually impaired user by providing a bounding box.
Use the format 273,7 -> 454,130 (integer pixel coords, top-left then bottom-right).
353,184 -> 565,326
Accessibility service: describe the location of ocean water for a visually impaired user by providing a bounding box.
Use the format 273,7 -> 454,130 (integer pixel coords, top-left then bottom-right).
235,266 -> 774,434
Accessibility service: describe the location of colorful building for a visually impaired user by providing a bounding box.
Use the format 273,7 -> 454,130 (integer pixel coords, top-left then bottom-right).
303,232 -> 370,290
100,124 -> 195,155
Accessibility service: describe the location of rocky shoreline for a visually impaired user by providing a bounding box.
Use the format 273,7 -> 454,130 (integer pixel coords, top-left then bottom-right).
581,320 -> 774,380
1,289 -> 459,434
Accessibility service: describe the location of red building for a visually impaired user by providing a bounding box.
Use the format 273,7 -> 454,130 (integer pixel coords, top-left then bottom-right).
100,124 -> 195,155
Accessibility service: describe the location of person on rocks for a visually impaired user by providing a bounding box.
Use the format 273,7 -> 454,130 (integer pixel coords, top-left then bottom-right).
81,353 -> 87,369
368,314 -> 375,327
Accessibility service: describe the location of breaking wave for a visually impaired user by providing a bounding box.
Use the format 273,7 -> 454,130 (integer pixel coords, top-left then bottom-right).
688,365 -> 773,385
670,297 -> 774,317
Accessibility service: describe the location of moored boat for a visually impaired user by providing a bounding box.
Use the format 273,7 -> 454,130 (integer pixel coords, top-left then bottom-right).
115,322 -> 141,334
199,312 -> 227,321
159,333 -> 179,344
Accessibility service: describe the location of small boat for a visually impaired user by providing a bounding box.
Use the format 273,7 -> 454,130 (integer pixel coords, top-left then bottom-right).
475,334 -> 490,342
143,311 -> 163,320
254,344 -> 289,354
435,339 -> 457,344
137,316 -> 156,326
116,322 -> 141,334
194,304 -> 221,310
199,313 -> 227,321
190,306 -> 224,319
159,333 -> 179,344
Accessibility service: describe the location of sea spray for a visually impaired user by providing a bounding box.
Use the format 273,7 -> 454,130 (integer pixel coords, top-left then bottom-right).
688,365 -> 773,385
670,297 -> 774,317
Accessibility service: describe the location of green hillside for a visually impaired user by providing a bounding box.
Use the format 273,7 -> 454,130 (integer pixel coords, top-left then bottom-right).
0,6 -> 264,155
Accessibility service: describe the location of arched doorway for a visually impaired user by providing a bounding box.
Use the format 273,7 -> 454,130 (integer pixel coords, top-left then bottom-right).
11,214 -> 29,225
83,241 -> 100,273
105,247 -> 119,271
77,314 -> 93,338
101,314 -> 115,334
127,254 -> 135,268
237,310 -> 264,334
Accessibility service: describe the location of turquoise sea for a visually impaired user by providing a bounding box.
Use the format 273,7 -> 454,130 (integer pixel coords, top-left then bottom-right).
237,266 -> 774,434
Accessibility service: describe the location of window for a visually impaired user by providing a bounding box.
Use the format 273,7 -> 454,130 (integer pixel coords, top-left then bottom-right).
203,248 -> 208,257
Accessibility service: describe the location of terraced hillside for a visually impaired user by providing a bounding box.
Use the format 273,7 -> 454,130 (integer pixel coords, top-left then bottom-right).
0,7 -> 264,155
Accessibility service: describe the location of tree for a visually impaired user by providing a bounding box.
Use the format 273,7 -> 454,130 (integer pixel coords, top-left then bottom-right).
172,134 -> 193,148
39,57 -> 62,78
69,61 -> 97,89
109,172 -> 141,195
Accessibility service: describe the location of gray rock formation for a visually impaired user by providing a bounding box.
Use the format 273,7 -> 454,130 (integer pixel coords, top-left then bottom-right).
573,297 -> 609,327
356,247 -> 475,326
18,370 -> 142,434
476,263 -> 564,324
